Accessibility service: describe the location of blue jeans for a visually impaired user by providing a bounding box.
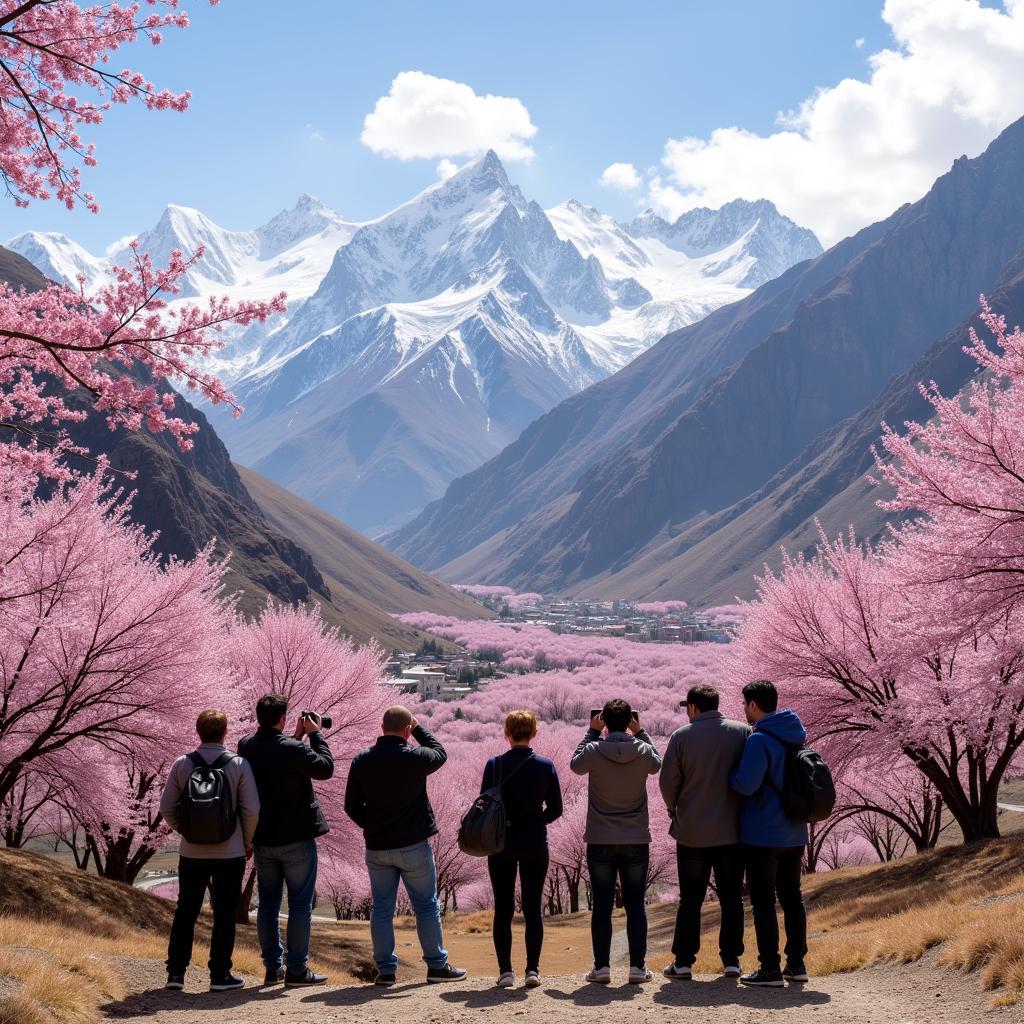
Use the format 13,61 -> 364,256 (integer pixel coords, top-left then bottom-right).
587,843 -> 649,969
254,839 -> 318,975
365,840 -> 448,972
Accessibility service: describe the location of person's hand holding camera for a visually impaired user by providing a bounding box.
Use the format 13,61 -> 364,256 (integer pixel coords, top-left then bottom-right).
590,711 -> 604,732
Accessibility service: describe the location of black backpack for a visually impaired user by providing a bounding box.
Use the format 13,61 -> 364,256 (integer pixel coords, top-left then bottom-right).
458,754 -> 534,857
768,740 -> 836,824
178,751 -> 238,844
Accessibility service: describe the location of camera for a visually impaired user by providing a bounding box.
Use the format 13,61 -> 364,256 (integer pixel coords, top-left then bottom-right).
301,710 -> 333,730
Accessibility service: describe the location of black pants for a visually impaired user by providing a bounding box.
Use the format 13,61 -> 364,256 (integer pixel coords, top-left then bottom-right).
672,843 -> 744,968
166,855 -> 246,978
587,843 -> 649,970
744,845 -> 807,971
488,847 -> 550,973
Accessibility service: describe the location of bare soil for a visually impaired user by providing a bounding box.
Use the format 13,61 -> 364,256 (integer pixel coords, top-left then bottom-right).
100,953 -> 1017,1024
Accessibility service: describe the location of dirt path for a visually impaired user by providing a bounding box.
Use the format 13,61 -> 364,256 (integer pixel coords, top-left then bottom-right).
101,956 -> 1015,1023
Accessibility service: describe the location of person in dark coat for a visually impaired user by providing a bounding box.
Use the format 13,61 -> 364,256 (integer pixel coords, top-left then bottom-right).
344,704 -> 466,987
238,693 -> 334,988
481,709 -> 563,989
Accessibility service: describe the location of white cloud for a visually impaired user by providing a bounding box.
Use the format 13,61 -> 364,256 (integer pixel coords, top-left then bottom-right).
599,162 -> 642,191
436,158 -> 459,179
305,123 -> 325,143
361,71 -> 537,162
647,0 -> 1024,244
855,36 -> 866,47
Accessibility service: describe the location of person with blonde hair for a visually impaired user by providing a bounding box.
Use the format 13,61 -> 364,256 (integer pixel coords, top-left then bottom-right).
481,709 -> 563,989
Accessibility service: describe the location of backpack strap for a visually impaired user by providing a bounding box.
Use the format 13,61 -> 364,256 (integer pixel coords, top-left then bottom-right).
186,750 -> 234,770
501,752 -> 535,784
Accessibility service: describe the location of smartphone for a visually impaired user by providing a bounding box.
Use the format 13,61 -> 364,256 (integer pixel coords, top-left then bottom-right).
590,708 -> 602,720
631,710 -> 640,723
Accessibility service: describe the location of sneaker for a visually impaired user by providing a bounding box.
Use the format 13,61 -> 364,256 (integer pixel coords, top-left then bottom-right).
165,973 -> 185,990
740,968 -> 785,988
284,969 -> 328,987
374,971 -> 397,986
663,962 -> 693,979
525,970 -> 541,988
629,965 -> 653,984
209,974 -> 245,991
496,971 -> 515,988
783,962 -> 809,983
585,966 -> 611,984
426,964 -> 467,984
723,963 -> 742,979
263,967 -> 285,986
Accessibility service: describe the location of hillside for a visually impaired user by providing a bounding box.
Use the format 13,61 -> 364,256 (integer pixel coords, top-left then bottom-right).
390,116 -> 1024,599
4,838 -> 1024,1021
236,465 -> 490,644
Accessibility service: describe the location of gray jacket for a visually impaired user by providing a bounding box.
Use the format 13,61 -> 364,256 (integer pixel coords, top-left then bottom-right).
570,728 -> 662,844
160,743 -> 261,859
659,711 -> 749,847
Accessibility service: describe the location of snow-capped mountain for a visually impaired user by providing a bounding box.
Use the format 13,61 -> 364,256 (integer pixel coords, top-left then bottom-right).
7,152 -> 821,537
6,230 -> 109,292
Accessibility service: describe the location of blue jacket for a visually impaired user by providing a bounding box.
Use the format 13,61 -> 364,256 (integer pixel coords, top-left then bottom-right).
729,710 -> 809,848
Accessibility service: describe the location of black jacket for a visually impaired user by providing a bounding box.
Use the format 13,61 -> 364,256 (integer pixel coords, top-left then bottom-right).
481,747 -> 563,850
238,727 -> 334,847
344,725 -> 446,851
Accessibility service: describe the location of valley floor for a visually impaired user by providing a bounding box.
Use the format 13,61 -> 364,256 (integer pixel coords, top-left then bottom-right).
101,956 -> 1011,1024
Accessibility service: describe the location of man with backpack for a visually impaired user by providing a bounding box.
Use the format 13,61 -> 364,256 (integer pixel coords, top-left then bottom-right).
570,698 -> 662,985
343,705 -> 466,986
160,708 -> 260,992
659,683 -> 749,980
238,693 -> 334,988
729,680 -> 813,988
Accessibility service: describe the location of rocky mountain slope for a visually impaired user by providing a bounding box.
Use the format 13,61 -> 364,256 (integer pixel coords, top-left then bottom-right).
390,117 -> 1024,600
9,155 -> 820,537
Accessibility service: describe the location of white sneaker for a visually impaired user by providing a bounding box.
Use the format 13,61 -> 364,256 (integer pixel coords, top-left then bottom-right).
663,962 -> 693,979
629,965 -> 653,984
585,966 -> 611,984
723,963 -> 742,979
525,971 -> 541,988
496,971 -> 515,988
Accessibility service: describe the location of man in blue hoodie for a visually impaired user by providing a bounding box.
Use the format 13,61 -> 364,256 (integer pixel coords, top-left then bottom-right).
729,680 -> 809,989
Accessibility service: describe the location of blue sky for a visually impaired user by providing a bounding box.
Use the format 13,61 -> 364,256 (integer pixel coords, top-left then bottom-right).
3,0 -> 1023,250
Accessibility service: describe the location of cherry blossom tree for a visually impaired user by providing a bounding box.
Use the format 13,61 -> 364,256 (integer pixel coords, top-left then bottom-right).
731,527 -> 1024,842
876,300 -> 1024,627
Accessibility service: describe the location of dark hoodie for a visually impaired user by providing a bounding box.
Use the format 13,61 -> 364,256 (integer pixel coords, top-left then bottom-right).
570,728 -> 662,844
729,709 -> 809,848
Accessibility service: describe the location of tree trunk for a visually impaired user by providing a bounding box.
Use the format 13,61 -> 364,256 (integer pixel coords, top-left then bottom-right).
237,866 -> 257,924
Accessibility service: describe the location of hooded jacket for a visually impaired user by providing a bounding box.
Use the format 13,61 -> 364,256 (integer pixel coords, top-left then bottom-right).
729,709 -> 809,848
570,727 -> 662,844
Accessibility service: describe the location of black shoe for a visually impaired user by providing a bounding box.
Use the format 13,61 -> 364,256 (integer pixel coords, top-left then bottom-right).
263,967 -> 286,986
783,962 -> 809,983
740,968 -> 785,988
375,971 -> 397,986
427,964 -> 467,984
209,974 -> 245,991
284,969 -> 328,987
165,973 -> 185,990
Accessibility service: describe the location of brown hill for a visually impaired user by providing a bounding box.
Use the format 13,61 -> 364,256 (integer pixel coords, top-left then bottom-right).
236,465 -> 490,646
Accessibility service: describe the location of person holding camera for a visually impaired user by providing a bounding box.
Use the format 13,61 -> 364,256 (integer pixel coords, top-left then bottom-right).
344,705 -> 466,986
238,693 -> 334,988
570,698 -> 661,985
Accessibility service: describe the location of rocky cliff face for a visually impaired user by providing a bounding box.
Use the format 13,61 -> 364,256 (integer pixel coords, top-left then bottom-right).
389,116 -> 1024,598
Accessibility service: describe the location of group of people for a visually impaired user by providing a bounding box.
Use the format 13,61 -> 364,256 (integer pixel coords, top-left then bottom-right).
160,680 -> 809,993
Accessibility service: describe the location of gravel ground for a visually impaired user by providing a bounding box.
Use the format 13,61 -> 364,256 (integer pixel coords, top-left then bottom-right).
100,955 -> 1019,1024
